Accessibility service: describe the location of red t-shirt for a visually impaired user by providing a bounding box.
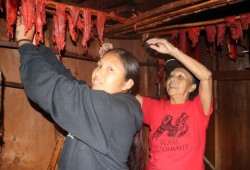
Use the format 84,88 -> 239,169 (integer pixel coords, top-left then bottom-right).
142,96 -> 213,170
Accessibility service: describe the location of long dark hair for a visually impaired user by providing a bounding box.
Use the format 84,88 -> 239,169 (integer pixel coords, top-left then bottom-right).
104,48 -> 146,169
188,72 -> 199,100
128,129 -> 147,170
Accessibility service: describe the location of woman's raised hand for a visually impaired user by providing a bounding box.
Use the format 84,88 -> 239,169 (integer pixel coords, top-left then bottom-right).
146,38 -> 177,56
99,42 -> 113,58
16,16 -> 35,46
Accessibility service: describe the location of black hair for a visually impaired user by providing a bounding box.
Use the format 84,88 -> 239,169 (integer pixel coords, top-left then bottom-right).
103,48 -> 145,169
104,48 -> 140,95
188,71 -> 199,100
127,129 -> 147,170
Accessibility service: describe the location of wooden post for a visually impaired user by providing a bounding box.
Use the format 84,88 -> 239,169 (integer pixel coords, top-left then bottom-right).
214,80 -> 221,170
0,69 -> 2,165
0,69 -> 2,113
47,134 -> 65,170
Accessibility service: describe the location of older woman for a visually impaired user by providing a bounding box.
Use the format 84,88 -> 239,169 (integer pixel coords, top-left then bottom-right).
136,38 -> 213,170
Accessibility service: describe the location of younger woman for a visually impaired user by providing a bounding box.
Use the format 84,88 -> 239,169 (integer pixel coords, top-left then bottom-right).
16,17 -> 143,170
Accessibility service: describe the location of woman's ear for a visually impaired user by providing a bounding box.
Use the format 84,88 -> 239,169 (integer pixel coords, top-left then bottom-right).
189,84 -> 197,93
122,79 -> 134,91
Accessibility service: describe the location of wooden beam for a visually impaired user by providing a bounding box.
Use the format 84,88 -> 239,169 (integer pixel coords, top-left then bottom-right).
104,0 -> 204,33
46,1 -> 127,23
0,40 -> 99,61
120,0 -> 246,35
103,33 -> 141,39
106,0 -> 245,35
139,18 -> 225,35
138,15 -> 243,36
213,70 -> 250,80
1,70 -> 249,91
0,81 -> 24,89
0,40 -> 156,67
0,41 -> 18,49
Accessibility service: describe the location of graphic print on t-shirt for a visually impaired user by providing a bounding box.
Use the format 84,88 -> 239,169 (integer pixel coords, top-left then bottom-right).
153,113 -> 189,140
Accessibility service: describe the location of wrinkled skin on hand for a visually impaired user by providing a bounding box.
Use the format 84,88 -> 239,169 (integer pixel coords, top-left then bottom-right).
99,42 -> 113,58
16,16 -> 35,46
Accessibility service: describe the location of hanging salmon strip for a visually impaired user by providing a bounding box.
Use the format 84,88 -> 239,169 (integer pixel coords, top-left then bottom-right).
67,6 -> 80,42
225,16 -> 243,42
0,0 -> 3,12
96,11 -> 106,45
226,35 -> 237,60
187,27 -> 200,48
240,13 -> 250,30
34,0 -> 49,45
6,0 -> 19,38
205,25 -> 217,44
20,0 -> 36,35
70,6 -> 80,26
179,29 -> 187,53
169,30 -> 178,39
81,8 -> 92,52
52,3 -> 66,55
217,23 -> 226,46
76,15 -> 84,30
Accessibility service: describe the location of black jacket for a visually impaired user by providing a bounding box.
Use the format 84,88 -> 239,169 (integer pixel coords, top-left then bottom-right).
19,44 -> 143,170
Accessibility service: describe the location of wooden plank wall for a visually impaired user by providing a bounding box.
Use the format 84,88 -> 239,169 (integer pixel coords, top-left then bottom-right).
215,30 -> 250,170
0,16 -> 157,169
0,17 -> 57,169
0,49 -> 57,170
218,80 -> 250,170
0,63 -> 2,166
1,15 -> 250,170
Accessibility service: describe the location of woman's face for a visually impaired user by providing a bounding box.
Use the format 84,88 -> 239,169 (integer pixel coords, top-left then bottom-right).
92,52 -> 133,94
166,68 -> 196,99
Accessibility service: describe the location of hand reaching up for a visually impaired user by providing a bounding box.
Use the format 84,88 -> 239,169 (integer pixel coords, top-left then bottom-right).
16,16 -> 35,46
99,43 -> 113,58
146,38 -> 177,56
